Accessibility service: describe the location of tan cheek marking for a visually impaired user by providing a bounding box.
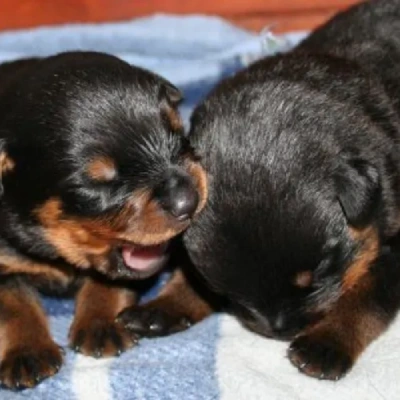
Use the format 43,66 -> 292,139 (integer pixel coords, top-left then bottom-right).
35,198 -> 112,268
0,152 -> 15,178
186,160 -> 208,213
342,226 -> 379,292
115,190 -> 190,245
86,156 -> 117,181
293,270 -> 313,288
36,166 -> 207,267
35,193 -> 189,265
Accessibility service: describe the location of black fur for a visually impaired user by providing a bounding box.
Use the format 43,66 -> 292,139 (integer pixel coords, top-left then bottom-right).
0,51 -> 206,390
184,0 -> 400,379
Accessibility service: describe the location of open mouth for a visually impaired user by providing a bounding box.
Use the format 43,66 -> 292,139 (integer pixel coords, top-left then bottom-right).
119,242 -> 170,279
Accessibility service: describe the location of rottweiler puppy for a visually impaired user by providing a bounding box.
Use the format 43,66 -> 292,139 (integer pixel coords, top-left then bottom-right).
179,0 -> 400,381
0,51 -> 209,390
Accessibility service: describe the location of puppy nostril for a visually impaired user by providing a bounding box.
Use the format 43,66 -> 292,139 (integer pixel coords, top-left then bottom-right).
155,172 -> 199,220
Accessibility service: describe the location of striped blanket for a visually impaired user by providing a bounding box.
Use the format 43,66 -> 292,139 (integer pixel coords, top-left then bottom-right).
0,15 -> 398,400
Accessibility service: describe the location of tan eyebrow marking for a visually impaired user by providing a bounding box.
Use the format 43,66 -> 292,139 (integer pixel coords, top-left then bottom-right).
86,157 -> 117,182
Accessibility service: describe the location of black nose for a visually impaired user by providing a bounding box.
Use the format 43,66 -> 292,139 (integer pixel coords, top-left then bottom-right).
155,171 -> 199,220
270,311 -> 305,339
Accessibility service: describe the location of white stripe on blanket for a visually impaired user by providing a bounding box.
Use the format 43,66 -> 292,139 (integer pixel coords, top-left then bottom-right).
72,355 -> 112,400
217,314 -> 400,400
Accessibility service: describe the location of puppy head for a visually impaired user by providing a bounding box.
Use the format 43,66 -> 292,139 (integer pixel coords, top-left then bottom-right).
184,54 -> 386,339
0,52 -> 207,279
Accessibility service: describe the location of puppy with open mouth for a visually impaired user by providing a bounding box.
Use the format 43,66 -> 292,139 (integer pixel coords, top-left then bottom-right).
0,51 -> 208,389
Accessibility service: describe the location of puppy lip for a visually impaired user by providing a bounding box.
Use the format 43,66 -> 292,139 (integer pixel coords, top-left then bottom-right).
119,242 -> 169,277
118,253 -> 169,280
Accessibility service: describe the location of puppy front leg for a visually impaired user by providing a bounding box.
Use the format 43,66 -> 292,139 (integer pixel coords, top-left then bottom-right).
0,276 -> 63,390
69,277 -> 137,357
117,269 -> 214,337
288,247 -> 400,380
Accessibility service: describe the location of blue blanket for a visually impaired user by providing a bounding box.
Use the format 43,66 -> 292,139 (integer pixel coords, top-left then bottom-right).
5,15 -> 396,400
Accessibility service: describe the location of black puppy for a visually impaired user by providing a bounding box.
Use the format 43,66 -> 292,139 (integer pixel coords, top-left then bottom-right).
180,0 -> 400,381
0,51 -> 209,389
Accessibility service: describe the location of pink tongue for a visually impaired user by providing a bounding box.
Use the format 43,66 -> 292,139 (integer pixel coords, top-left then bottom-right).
121,244 -> 167,271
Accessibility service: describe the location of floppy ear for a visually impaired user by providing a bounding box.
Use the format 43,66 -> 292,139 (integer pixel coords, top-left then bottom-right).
335,157 -> 380,228
159,82 -> 183,106
0,140 -> 13,198
159,82 -> 184,131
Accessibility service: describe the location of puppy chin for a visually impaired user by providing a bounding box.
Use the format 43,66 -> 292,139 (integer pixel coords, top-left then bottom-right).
240,318 -> 298,341
234,305 -> 307,341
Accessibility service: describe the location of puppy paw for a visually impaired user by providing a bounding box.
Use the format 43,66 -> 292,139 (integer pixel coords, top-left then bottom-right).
69,319 -> 138,358
116,306 -> 192,338
0,342 -> 63,390
288,334 -> 352,380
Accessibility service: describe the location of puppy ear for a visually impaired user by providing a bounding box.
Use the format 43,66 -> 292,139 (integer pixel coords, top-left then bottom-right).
0,140 -> 13,198
335,157 -> 380,228
159,82 -> 183,106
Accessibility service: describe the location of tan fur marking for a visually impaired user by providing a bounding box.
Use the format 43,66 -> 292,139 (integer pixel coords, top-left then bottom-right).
302,271 -> 386,362
0,152 -> 14,178
69,278 -> 137,356
35,156 -> 208,271
86,156 -> 117,181
35,194 -> 189,269
0,254 -> 74,284
165,107 -> 183,132
0,284 -> 62,387
294,270 -> 313,288
343,226 -> 379,291
186,160 -> 208,213
35,198 -> 112,268
139,269 -> 213,323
